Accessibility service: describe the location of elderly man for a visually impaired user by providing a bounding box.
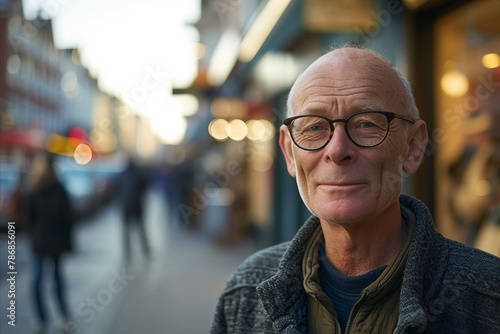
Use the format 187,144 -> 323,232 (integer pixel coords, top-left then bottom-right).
211,46 -> 500,333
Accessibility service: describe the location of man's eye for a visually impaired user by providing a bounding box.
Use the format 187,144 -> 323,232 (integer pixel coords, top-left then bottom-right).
359,122 -> 375,128
305,124 -> 328,132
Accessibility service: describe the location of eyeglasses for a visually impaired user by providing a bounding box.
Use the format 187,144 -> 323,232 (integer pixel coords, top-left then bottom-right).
283,111 -> 415,151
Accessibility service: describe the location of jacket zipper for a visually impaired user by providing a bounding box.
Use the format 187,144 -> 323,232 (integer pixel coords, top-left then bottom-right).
344,291 -> 367,333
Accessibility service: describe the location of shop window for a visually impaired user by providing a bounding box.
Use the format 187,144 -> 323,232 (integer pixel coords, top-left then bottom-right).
434,0 -> 500,256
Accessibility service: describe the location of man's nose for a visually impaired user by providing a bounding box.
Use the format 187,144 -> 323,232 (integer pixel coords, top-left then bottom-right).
323,123 -> 353,163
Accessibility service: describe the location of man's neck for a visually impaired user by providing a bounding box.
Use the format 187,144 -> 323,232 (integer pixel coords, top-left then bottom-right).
320,201 -> 406,276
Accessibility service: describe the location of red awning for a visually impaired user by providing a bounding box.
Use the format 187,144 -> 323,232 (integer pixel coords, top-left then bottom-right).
0,129 -> 44,152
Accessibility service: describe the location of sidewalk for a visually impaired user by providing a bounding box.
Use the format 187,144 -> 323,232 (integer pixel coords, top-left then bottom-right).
0,187 -> 260,334
104,188 -> 259,334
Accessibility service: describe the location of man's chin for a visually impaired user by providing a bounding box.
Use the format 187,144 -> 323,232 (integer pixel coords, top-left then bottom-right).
313,199 -> 374,225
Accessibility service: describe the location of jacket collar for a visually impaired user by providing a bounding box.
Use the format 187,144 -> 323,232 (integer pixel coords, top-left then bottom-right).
256,215 -> 320,331
257,195 -> 446,333
394,195 -> 449,333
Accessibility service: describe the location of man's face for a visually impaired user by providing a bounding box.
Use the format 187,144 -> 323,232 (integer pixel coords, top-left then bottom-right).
280,49 -> 416,225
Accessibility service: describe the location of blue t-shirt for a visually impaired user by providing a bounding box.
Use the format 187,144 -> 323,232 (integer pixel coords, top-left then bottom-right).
318,243 -> 387,331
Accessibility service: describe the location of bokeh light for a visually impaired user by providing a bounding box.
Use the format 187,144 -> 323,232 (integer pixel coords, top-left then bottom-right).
441,70 -> 469,97
74,143 -> 92,164
208,119 -> 229,141
482,53 -> 500,69
227,119 -> 248,141
246,119 -> 275,142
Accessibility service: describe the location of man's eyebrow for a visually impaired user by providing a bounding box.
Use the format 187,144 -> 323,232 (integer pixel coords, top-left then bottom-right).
297,105 -> 330,116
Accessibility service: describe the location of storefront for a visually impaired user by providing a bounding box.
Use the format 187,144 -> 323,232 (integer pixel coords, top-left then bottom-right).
409,0 -> 499,256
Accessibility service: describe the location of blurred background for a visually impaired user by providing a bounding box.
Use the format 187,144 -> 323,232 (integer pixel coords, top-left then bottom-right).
0,0 -> 499,333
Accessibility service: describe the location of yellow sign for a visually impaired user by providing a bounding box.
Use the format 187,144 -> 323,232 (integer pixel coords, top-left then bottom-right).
45,133 -> 91,159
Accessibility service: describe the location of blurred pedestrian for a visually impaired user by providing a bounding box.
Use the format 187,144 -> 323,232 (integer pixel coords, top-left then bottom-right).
171,160 -> 195,226
117,154 -> 151,262
155,162 -> 176,223
25,152 -> 74,332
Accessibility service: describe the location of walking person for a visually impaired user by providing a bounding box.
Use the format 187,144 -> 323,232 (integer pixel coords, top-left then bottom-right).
211,45 -> 500,333
117,154 -> 151,262
25,152 -> 74,333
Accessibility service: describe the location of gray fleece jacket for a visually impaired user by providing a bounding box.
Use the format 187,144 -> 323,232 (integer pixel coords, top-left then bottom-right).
210,195 -> 500,333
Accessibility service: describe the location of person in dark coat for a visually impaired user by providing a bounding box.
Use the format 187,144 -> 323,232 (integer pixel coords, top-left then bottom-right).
117,154 -> 151,261
25,152 -> 74,331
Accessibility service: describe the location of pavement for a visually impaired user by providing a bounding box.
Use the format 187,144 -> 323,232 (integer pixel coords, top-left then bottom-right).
0,187 -> 260,334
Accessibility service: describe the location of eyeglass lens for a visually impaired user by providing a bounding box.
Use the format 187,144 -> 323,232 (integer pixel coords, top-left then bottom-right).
289,113 -> 390,149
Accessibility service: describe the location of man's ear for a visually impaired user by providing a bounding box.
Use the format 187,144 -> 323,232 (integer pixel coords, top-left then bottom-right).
403,120 -> 428,175
279,125 -> 297,178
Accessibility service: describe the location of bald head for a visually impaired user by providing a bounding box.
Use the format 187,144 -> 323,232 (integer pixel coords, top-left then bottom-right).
287,46 -> 419,120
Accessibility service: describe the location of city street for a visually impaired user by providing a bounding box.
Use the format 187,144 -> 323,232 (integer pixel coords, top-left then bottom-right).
0,187 -> 259,334
1,0 -> 499,333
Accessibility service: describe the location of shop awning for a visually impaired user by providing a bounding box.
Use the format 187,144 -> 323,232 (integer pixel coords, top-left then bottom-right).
0,129 -> 44,153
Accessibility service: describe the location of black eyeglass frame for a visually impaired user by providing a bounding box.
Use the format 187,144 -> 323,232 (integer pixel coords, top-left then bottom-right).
283,111 -> 415,151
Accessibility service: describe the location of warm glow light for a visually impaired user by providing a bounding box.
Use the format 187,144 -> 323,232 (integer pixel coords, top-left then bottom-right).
441,70 -> 469,97
46,134 -> 69,156
210,98 -> 248,118
208,119 -> 229,141
239,0 -> 292,62
254,52 -> 301,93
136,119 -> 160,158
247,119 -> 275,142
475,180 -> 490,197
46,133 -> 92,157
218,188 -> 236,206
174,94 -> 199,117
150,112 -> 187,145
402,0 -> 430,10
482,53 -> 500,69
74,143 -> 92,164
134,83 -> 188,145
227,119 -> 248,141
90,129 -> 117,153
44,0 -> 201,100
196,42 -> 206,60
207,30 -> 240,86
